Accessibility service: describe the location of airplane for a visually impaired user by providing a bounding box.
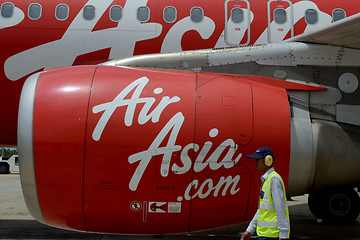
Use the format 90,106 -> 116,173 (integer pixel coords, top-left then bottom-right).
1,0 -> 358,146
2,0 -> 360,235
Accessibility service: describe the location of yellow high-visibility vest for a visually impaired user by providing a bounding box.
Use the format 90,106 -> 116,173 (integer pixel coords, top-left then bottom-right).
257,171 -> 290,238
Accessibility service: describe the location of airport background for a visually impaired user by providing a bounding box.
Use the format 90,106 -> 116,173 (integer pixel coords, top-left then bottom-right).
1,148 -> 18,157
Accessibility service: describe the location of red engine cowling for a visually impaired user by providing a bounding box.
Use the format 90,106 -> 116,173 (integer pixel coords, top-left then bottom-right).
18,65 -> 292,234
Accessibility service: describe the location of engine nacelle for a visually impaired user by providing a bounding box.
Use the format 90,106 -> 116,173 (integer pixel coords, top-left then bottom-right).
19,66 -> 299,234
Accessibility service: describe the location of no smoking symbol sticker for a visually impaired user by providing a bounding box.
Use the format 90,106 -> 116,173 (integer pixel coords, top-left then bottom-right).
130,201 -> 142,211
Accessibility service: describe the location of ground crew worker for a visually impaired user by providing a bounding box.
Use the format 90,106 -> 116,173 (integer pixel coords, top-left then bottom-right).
241,147 -> 290,240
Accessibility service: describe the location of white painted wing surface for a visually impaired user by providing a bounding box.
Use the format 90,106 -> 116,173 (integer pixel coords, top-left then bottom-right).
287,13 -> 360,50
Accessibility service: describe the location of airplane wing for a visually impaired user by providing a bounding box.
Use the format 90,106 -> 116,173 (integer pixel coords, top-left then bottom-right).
287,13 -> 360,50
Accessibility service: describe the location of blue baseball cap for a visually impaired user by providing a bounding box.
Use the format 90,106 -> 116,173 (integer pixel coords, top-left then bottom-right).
247,147 -> 274,159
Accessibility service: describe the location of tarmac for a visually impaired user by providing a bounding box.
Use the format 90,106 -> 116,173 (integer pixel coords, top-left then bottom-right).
1,174 -> 360,240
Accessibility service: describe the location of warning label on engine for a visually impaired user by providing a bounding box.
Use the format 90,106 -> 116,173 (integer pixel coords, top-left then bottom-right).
148,202 -> 182,213
168,202 -> 181,213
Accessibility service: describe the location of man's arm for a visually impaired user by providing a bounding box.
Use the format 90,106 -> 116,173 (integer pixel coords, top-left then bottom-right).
241,209 -> 259,240
271,177 -> 290,239
246,209 -> 259,234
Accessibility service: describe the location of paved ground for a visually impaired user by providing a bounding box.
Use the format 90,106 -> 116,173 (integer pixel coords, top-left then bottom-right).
1,174 -> 360,240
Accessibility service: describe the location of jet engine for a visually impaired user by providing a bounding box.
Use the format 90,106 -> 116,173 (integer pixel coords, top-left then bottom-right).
18,65 -> 359,234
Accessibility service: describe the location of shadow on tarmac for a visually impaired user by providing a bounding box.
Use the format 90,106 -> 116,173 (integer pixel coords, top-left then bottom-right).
1,204 -> 360,240
0,219 -> 102,239
0,219 -> 241,240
